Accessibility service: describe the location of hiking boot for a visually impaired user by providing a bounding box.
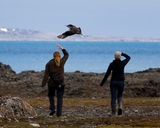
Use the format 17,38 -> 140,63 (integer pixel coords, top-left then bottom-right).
49,111 -> 55,116
118,109 -> 122,115
118,100 -> 122,115
57,115 -> 61,117
111,104 -> 116,115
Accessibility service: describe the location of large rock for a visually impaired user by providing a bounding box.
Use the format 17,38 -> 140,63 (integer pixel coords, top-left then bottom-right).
0,62 -> 16,82
0,96 -> 37,117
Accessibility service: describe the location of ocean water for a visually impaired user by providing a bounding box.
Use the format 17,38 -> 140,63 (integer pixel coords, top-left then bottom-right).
0,41 -> 160,74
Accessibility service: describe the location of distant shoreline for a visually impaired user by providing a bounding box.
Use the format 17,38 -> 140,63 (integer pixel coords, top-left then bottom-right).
0,40 -> 160,43
1,27 -> 160,42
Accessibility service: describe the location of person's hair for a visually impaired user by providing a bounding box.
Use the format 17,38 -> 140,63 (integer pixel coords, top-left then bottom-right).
53,51 -> 61,67
114,51 -> 121,59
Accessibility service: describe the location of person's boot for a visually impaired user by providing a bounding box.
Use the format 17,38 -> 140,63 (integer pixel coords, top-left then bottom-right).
118,109 -> 122,115
111,104 -> 116,115
118,100 -> 122,115
49,111 -> 55,116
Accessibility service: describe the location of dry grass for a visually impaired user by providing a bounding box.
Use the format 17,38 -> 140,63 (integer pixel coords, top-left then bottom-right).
1,97 -> 160,128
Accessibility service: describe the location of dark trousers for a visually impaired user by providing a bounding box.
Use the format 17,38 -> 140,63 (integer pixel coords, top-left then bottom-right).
48,86 -> 64,116
110,80 -> 124,105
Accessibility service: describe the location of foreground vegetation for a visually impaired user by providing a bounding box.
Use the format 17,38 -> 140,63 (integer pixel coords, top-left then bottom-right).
0,97 -> 160,128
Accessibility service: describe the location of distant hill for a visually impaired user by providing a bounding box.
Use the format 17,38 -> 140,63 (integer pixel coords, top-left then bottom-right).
0,27 -> 58,41
0,27 -> 160,42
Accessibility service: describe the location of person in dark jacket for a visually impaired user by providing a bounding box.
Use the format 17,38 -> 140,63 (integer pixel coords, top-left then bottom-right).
100,51 -> 130,115
42,44 -> 69,117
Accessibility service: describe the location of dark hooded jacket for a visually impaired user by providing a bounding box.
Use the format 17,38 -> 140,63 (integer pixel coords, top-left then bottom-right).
100,53 -> 130,86
42,49 -> 69,87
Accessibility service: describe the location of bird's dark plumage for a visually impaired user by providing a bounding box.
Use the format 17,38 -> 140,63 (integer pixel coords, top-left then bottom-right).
57,24 -> 82,39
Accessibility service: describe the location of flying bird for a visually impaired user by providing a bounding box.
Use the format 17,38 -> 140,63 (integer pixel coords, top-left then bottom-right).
57,24 -> 82,39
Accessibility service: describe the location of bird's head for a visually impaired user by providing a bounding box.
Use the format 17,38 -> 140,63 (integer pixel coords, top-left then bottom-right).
77,27 -> 82,35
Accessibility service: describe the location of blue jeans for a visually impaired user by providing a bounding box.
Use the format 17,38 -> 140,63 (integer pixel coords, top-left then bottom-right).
48,86 -> 64,116
110,80 -> 124,105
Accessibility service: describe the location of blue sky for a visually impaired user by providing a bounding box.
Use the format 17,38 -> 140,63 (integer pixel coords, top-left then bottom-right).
0,0 -> 160,38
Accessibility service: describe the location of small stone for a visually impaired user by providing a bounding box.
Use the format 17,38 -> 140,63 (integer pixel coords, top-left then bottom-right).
29,123 -> 40,127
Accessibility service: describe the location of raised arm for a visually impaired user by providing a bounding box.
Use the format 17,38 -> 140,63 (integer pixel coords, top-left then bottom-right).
121,52 -> 131,65
57,44 -> 69,63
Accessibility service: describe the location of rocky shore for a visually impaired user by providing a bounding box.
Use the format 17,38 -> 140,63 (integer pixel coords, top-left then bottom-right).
1,62 -> 160,98
0,62 -> 160,127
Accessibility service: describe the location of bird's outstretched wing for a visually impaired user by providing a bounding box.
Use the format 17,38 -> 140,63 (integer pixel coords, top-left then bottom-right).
66,24 -> 78,32
57,31 -> 75,39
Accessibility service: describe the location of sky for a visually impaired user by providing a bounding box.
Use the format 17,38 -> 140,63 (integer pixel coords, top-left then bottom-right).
0,0 -> 160,38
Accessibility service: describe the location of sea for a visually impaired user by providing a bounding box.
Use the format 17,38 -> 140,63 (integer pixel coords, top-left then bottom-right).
0,41 -> 160,74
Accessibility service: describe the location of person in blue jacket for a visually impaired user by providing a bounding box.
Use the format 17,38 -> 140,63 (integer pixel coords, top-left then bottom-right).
100,51 -> 131,115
